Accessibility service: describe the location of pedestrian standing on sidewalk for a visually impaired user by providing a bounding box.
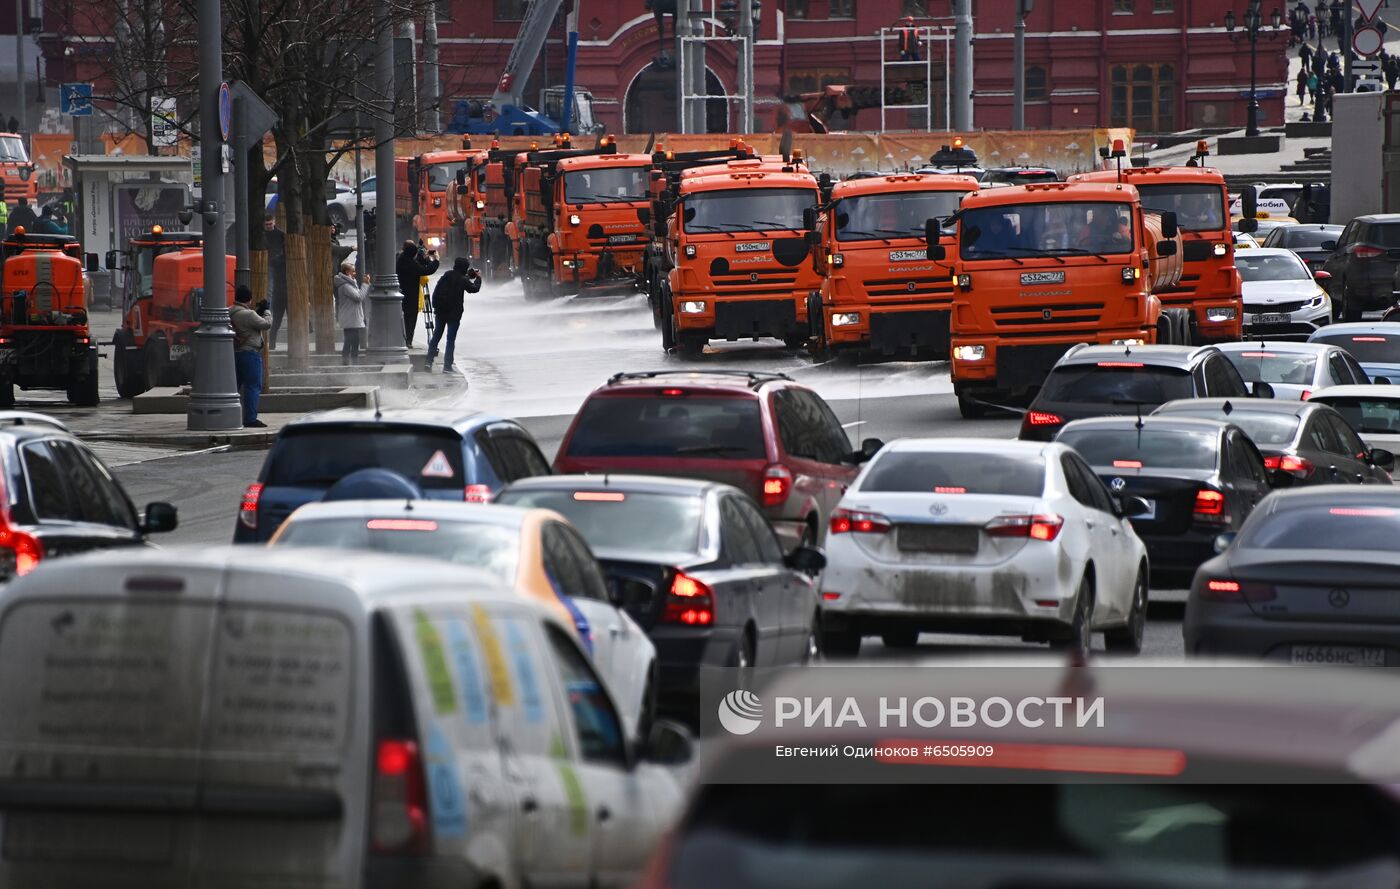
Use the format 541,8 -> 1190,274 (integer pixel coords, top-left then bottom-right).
1308,70 -> 1320,101
425,257 -> 481,373
1297,68 -> 1310,104
1300,42 -> 1314,71
334,261 -> 369,365
231,285 -> 273,428
396,240 -> 439,347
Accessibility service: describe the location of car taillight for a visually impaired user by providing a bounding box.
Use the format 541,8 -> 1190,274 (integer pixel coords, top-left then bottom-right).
1201,578 -> 1276,602
1192,488 -> 1226,522
238,483 -> 263,529
1301,390 -> 1311,400
0,526 -> 41,581
1353,245 -> 1385,259
984,514 -> 1064,541
663,571 -> 714,625
829,507 -> 891,534
762,465 -> 792,507
1027,411 -> 1063,426
464,484 -> 492,503
372,739 -> 428,854
1261,454 -> 1314,477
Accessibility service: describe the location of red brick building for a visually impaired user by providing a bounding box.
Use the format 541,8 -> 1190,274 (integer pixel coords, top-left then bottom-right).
35,0 -> 1291,136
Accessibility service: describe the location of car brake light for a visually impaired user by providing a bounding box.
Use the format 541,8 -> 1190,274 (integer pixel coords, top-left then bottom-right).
822,592 -> 842,600
1352,245 -> 1385,258
1027,411 -> 1063,426
762,465 -> 792,507
661,388 -> 685,396
1262,454 -> 1314,477
1112,460 -> 1142,468
238,483 -> 263,529
573,491 -> 626,501
1097,361 -> 1144,368
1353,336 -> 1388,342
1201,578 -> 1276,602
464,484 -> 492,503
1329,506 -> 1397,516
0,526 -> 41,581
933,486 -> 966,494
983,514 -> 1064,541
1301,390 -> 1311,400
373,739 -> 429,854
367,519 -> 439,531
1192,488 -> 1225,520
663,571 -> 714,625
829,507 -> 891,534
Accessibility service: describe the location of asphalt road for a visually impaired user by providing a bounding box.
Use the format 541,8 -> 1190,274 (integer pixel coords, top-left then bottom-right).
110,276 -> 1187,660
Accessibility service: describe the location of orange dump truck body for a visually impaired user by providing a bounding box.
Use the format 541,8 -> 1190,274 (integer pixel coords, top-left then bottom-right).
1071,166 -> 1242,343
947,181 -> 1183,403
812,173 -> 978,358
0,232 -> 97,404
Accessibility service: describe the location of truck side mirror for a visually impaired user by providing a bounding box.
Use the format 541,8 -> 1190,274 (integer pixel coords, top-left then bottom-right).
802,207 -> 817,231
1157,239 -> 1177,257
456,168 -> 467,187
926,244 -> 946,261
1159,211 -> 1179,239
1241,185 -> 1258,226
104,250 -> 117,269
925,217 -> 941,247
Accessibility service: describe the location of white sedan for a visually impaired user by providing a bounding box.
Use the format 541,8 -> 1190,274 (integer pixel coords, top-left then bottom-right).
819,438 -> 1151,658
1237,247 -> 1332,340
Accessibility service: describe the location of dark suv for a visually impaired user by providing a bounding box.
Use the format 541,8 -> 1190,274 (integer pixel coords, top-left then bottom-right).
0,411 -> 177,581
553,370 -> 882,552
1320,214 -> 1400,321
1019,344 -> 1261,442
233,408 -> 552,542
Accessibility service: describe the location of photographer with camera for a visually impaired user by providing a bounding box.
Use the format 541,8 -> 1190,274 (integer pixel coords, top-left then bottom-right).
396,239 -> 440,347
426,257 -> 481,373
230,285 -> 273,428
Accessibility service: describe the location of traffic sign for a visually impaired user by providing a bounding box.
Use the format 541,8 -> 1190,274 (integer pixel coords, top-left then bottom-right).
60,83 -> 92,116
218,82 -> 232,141
151,96 -> 178,147
1355,0 -> 1385,22
1354,58 -> 1383,74
1354,25 -> 1384,57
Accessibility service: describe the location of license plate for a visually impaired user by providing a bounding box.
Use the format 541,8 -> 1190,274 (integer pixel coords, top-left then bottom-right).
608,234 -> 637,244
1290,645 -> 1386,666
1250,313 -> 1289,325
897,524 -> 979,555
1020,271 -> 1065,285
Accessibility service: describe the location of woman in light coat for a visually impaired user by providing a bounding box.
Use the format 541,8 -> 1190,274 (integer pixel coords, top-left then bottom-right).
334,261 -> 370,365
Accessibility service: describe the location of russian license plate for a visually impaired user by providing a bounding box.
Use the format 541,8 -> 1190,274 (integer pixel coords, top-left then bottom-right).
1250,313 -> 1289,326
897,524 -> 979,555
608,234 -> 637,244
1290,645 -> 1386,666
1020,270 -> 1065,285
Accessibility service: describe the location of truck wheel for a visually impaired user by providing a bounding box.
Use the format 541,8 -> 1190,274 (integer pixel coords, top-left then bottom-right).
678,332 -> 707,359
649,278 -> 664,331
783,328 -> 807,350
1172,309 -> 1192,345
957,390 -> 987,419
67,352 -> 99,406
660,286 -> 676,352
806,293 -> 830,360
145,340 -> 174,388
1156,314 -> 1174,344
113,334 -> 148,399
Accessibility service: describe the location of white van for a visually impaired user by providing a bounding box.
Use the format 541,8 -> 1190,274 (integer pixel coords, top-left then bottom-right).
0,546 -> 691,889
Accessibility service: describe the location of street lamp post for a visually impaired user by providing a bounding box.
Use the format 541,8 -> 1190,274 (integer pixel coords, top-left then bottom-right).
1225,1 -> 1284,138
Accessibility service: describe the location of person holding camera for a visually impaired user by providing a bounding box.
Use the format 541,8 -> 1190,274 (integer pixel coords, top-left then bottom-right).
230,285 -> 273,427
334,261 -> 371,366
396,239 -> 440,347
426,257 -> 481,373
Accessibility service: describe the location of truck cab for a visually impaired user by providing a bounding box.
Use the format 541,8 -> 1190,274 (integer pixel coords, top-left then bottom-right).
400,149 -> 477,255
0,133 -> 37,204
546,152 -> 652,293
810,173 -> 978,359
0,229 -> 96,406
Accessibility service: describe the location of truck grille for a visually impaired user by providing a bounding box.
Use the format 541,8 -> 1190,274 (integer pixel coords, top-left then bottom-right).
989,302 -> 1104,328
711,269 -> 800,295
862,275 -> 955,301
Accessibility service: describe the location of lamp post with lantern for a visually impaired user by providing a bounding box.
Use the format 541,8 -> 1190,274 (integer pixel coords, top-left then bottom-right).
1224,1 -> 1284,138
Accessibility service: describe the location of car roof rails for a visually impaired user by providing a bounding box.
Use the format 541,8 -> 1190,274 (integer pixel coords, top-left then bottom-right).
607,369 -> 795,389
0,411 -> 69,431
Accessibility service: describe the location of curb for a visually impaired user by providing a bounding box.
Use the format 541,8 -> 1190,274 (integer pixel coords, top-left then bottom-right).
77,430 -> 278,448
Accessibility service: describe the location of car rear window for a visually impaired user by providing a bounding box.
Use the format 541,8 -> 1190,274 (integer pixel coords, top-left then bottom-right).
1040,365 -> 1194,406
1366,223 -> 1400,248
1281,228 -> 1339,248
1222,350 -> 1318,385
1158,409 -> 1300,446
494,489 -> 705,557
859,452 -> 1044,497
1310,333 -> 1400,365
266,426 -> 466,489
1240,502 -> 1400,551
1312,396 -> 1400,436
565,395 -> 765,459
1058,428 -> 1219,470
273,517 -> 519,582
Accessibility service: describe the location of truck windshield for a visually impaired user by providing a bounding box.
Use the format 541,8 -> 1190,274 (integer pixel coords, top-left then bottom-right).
961,201 -> 1135,259
683,187 -> 816,233
0,136 -> 26,163
835,191 -> 965,242
426,163 -> 455,192
1136,183 -> 1226,232
565,167 -> 649,204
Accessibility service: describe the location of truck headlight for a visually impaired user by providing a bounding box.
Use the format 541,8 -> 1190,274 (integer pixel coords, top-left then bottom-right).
1206,307 -> 1238,321
1213,242 -> 1228,257
562,259 -> 575,268
831,312 -> 860,326
952,344 -> 986,361
956,273 -> 972,291
684,244 -> 697,258
426,237 -> 441,249
1121,266 -> 1140,284
569,214 -> 581,225
680,300 -> 706,314
832,253 -> 844,267
475,200 -> 486,210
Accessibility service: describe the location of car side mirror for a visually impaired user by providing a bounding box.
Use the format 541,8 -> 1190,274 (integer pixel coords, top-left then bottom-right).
1159,210 -> 1179,239
1267,468 -> 1295,488
1320,240 -> 1337,251
1251,381 -> 1275,399
1314,269 -> 1331,281
1213,531 -> 1238,554
1370,447 -> 1396,471
1156,239 -> 1177,257
141,501 -> 179,534
641,718 -> 694,766
802,207 -> 817,231
1117,495 -> 1152,518
856,437 -> 884,463
786,544 -> 827,575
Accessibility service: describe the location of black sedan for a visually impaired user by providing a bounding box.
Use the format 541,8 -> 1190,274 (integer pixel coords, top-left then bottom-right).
1187,487 -> 1400,666
494,474 -> 824,721
1056,416 -> 1278,587
1152,398 -> 1395,486
1260,223 -> 1343,271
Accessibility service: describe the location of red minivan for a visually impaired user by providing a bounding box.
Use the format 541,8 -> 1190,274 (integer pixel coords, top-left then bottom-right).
554,370 -> 882,552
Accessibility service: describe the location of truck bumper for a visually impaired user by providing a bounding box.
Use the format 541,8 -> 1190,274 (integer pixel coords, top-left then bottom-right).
825,303 -> 951,358
676,293 -> 809,338
951,327 -> 1153,397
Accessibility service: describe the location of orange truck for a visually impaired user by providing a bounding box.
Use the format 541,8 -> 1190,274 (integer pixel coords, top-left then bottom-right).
458,144 -> 524,281
0,229 -> 97,406
808,172 -> 979,359
656,155 -> 822,356
506,139 -> 652,299
397,149 -> 477,256
0,133 -> 37,204
928,180 -> 1188,418
111,227 -> 235,398
1070,160 -> 1242,344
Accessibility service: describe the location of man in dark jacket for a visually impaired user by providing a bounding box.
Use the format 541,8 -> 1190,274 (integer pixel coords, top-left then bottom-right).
426,257 -> 481,373
396,239 -> 439,347
9,198 -> 35,232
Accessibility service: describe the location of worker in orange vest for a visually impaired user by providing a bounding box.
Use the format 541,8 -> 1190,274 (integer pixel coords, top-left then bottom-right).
897,15 -> 920,61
